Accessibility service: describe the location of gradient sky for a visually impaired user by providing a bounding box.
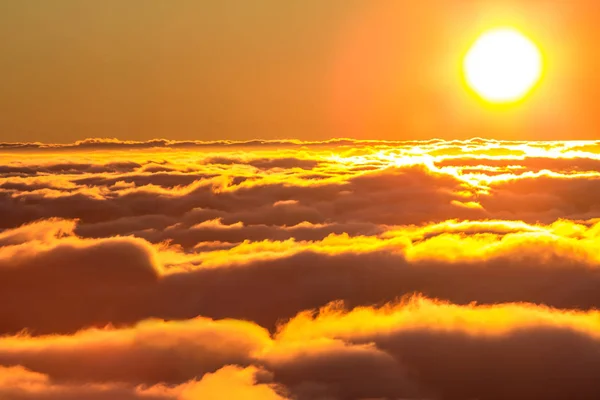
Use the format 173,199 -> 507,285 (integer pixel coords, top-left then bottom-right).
1,0 -> 600,143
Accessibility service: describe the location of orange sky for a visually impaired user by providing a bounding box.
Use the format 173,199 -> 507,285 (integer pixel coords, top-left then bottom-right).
1,0 -> 600,143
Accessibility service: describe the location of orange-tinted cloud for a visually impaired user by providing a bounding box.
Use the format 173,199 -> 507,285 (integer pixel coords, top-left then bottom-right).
0,365 -> 286,400
2,215 -> 600,335
2,299 -> 600,399
2,138 -> 600,398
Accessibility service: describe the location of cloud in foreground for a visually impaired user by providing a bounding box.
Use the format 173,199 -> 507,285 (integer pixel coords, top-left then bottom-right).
0,365 -> 286,400
1,299 -> 600,399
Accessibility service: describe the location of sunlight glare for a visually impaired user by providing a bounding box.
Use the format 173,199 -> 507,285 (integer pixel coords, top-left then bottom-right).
464,28 -> 543,103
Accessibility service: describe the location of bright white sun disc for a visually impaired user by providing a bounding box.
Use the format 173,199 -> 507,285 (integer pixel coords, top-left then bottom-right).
464,28 -> 542,103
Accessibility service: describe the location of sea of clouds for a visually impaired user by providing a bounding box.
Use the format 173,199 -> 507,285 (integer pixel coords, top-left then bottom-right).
2,138 -> 600,399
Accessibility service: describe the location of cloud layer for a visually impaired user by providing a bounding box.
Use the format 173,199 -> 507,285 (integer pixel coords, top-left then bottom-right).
2,138 -> 600,399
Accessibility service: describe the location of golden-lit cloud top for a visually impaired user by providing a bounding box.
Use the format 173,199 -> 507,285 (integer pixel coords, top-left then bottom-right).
2,138 -> 600,399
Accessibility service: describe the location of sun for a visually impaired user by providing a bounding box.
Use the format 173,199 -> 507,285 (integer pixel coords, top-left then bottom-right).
463,28 -> 543,103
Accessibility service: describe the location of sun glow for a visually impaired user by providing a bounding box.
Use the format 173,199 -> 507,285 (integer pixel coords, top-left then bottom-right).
464,28 -> 543,103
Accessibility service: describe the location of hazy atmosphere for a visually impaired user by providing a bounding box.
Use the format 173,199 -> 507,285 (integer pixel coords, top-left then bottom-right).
2,1 -> 600,142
